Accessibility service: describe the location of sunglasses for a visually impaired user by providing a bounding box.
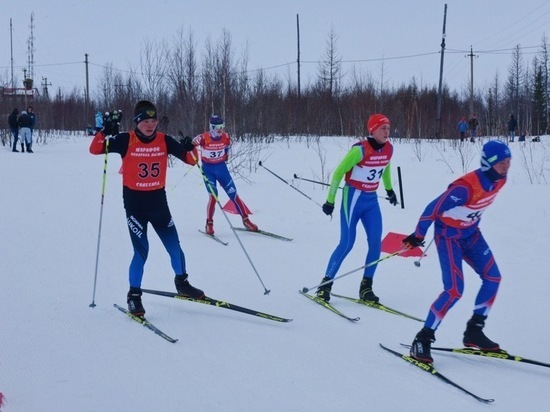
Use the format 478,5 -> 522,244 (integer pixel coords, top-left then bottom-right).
211,124 -> 225,130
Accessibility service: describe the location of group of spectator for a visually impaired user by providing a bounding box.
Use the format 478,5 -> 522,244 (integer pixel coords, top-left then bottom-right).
95,109 -> 123,136
7,106 -> 36,153
457,113 -> 536,143
456,114 -> 479,142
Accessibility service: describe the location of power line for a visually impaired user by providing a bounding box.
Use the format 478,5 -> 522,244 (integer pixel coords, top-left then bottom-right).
3,44 -> 543,77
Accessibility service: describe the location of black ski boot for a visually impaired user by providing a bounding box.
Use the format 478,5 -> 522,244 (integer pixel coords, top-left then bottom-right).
174,274 -> 205,299
315,276 -> 333,302
410,327 -> 436,364
127,287 -> 145,316
26,143 -> 33,153
359,277 -> 379,303
463,314 -> 500,351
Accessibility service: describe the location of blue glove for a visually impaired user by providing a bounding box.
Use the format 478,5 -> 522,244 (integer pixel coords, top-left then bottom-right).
322,202 -> 334,216
386,189 -> 398,206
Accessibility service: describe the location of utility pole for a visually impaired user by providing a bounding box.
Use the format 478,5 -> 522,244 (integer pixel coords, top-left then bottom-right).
22,68 -> 28,108
85,53 -> 90,123
466,46 -> 478,116
10,18 -> 15,91
296,14 -> 301,100
41,77 -> 52,99
27,12 -> 35,81
435,4 -> 447,139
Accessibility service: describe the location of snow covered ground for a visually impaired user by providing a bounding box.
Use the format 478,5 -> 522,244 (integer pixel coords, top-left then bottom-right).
1,133 -> 549,411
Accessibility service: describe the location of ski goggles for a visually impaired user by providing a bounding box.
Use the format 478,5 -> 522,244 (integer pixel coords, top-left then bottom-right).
210,123 -> 225,130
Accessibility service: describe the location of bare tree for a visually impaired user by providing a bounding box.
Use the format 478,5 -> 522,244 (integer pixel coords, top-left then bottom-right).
317,26 -> 342,100
485,72 -> 500,135
539,34 -> 550,133
532,58 -> 547,136
212,29 -> 238,120
166,28 -> 199,134
140,38 -> 169,102
96,63 -> 116,109
505,45 -> 524,124
201,36 -> 217,120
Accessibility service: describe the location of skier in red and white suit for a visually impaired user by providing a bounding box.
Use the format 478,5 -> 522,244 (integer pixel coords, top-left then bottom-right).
193,115 -> 258,235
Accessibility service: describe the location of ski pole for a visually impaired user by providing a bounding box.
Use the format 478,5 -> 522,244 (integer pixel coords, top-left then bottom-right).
293,174 -> 334,188
293,173 -> 393,202
259,161 -> 322,207
397,166 -> 405,209
89,137 -> 109,308
414,237 -> 434,267
301,248 -> 407,293
186,140 -> 270,295
169,164 -> 195,191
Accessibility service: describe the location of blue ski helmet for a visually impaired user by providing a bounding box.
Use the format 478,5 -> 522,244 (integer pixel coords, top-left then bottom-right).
209,115 -> 225,134
480,140 -> 511,171
209,115 -> 224,126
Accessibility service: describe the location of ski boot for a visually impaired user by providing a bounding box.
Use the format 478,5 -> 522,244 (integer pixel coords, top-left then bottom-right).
127,287 -> 145,316
174,274 -> 205,299
410,327 -> 435,364
463,314 -> 500,351
359,277 -> 379,303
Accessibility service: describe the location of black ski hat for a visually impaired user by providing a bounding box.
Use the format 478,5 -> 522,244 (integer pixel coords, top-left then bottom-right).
133,100 -> 157,124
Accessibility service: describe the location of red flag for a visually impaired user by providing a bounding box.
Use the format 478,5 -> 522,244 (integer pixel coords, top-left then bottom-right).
381,231 -> 424,257
222,199 -> 252,215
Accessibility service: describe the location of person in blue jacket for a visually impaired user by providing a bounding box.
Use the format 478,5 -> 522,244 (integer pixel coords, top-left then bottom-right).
457,117 -> 468,141
95,110 -> 104,132
404,140 -> 511,364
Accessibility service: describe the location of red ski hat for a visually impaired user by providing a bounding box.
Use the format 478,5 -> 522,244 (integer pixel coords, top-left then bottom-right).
366,114 -> 390,134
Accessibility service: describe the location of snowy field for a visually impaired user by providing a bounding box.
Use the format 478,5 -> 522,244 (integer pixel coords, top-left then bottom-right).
1,133 -> 549,411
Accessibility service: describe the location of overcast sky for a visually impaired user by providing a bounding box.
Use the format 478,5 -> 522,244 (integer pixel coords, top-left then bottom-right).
3,0 -> 550,98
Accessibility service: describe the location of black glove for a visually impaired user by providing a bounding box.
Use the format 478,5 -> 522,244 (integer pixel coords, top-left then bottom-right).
181,135 -> 195,151
386,189 -> 398,206
403,233 -> 425,248
322,202 -> 334,216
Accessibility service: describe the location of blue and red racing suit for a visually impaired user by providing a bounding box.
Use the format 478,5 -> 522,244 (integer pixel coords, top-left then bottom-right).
412,169 -> 506,330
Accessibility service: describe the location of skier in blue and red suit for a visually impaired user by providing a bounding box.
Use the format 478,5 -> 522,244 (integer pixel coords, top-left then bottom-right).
192,115 -> 258,235
404,140 -> 512,364
89,99 -> 205,316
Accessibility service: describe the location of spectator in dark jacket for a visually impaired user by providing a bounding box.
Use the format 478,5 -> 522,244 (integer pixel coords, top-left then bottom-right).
468,114 -> 479,142
507,114 -> 517,142
8,108 -> 20,152
17,110 -> 33,153
27,106 -> 36,138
